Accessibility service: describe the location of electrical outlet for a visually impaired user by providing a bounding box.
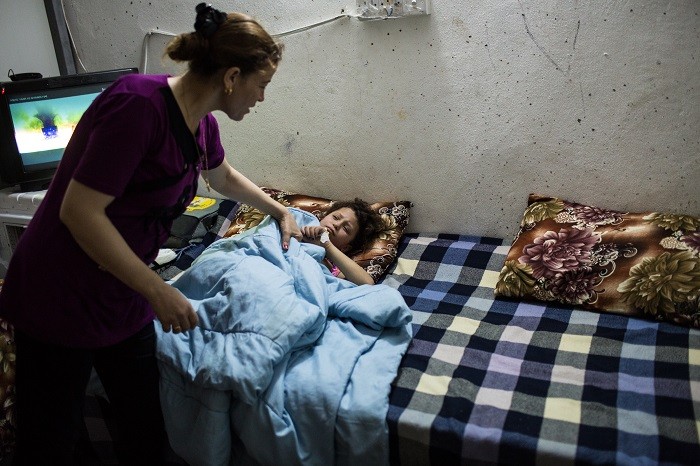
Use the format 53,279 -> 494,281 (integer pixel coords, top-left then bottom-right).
356,0 -> 431,20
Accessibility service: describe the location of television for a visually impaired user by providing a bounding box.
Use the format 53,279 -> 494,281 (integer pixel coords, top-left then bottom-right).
0,68 -> 138,192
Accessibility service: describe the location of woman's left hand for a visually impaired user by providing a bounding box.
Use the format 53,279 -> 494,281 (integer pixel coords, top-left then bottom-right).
278,210 -> 302,250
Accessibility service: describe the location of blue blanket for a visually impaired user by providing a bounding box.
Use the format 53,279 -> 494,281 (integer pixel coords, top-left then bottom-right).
156,208 -> 412,466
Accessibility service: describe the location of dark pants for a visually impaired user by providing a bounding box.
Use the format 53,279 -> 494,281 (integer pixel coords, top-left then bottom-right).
12,322 -> 167,465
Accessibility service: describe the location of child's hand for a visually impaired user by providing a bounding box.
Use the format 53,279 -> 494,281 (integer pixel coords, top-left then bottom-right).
301,226 -> 330,247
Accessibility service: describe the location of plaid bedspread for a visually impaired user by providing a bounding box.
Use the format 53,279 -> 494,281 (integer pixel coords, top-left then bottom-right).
381,233 -> 700,466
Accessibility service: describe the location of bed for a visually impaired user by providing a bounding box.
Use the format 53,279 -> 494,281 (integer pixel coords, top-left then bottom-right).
383,232 -> 699,465
150,190 -> 700,465
0,190 -> 698,465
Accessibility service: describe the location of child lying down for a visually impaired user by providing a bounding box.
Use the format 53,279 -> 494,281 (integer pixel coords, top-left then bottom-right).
155,205 -> 412,466
299,197 -> 383,285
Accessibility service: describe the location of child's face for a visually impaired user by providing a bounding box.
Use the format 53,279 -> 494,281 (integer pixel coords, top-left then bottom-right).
320,207 -> 359,252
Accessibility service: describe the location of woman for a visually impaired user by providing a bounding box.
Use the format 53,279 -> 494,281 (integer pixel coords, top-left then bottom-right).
0,4 -> 299,464
301,198 -> 384,285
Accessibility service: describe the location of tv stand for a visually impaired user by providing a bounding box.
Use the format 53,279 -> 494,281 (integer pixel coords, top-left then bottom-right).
0,187 -> 46,277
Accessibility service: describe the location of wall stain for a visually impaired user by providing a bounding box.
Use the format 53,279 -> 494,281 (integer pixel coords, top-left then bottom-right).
283,134 -> 296,155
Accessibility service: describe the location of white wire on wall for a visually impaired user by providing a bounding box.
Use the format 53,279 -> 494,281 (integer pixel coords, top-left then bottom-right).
141,29 -> 178,74
141,14 -> 352,73
272,14 -> 351,37
60,0 -> 88,72
59,0 -> 353,75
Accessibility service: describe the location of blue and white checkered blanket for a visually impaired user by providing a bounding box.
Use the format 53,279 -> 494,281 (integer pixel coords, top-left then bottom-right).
382,233 -> 700,465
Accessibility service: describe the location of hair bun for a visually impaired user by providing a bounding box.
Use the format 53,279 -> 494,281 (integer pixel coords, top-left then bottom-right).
194,3 -> 227,38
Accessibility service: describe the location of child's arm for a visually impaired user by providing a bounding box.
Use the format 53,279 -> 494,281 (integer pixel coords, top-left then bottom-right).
322,242 -> 374,285
301,226 -> 374,285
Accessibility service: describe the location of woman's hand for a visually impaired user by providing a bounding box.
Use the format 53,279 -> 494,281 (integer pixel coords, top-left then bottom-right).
147,281 -> 199,334
278,209 -> 303,249
60,179 -> 199,333
206,162 -> 302,250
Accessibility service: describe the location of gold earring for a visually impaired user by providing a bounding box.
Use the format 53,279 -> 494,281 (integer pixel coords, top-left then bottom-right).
225,87 -> 233,96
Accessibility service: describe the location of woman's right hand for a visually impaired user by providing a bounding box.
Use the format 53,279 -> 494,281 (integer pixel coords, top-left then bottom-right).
148,282 -> 199,334
60,179 -> 199,334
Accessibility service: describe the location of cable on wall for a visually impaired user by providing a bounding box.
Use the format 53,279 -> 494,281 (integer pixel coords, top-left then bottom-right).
59,0 -> 354,75
272,14 -> 351,37
141,29 -> 177,75
141,14 -> 353,73
59,0 -> 88,72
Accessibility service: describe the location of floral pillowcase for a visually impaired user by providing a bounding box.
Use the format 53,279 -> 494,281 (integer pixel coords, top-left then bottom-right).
222,187 -> 412,283
495,194 -> 700,328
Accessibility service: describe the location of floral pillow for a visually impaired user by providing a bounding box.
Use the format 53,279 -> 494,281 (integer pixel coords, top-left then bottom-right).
222,188 -> 412,283
495,194 -> 700,328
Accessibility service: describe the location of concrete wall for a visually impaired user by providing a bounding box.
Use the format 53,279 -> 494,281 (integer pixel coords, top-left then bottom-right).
27,0 -> 700,237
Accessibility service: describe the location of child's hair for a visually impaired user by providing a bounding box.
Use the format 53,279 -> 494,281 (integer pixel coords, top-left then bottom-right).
165,8 -> 283,77
323,198 -> 384,254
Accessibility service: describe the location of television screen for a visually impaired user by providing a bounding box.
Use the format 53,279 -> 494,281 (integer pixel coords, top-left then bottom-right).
0,68 -> 138,191
8,83 -> 105,172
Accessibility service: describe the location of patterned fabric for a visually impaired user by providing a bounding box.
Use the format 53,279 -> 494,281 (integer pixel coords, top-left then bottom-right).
222,187 -> 412,283
0,284 -> 15,459
152,199 -> 240,281
495,194 -> 700,328
382,233 -> 700,465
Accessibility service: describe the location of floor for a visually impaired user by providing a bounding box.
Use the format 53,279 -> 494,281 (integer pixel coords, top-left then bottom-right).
0,395 -> 187,465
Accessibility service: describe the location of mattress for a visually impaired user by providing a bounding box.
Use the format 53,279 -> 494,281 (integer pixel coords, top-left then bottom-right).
381,233 -> 700,465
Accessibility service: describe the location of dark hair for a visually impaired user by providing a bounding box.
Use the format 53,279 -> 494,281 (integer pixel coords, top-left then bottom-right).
165,7 -> 283,77
323,198 -> 384,254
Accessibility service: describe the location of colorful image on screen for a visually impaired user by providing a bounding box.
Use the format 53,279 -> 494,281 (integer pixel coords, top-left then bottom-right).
9,92 -> 98,168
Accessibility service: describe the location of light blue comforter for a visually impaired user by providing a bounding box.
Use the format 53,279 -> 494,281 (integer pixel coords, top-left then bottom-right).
155,208 -> 412,466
